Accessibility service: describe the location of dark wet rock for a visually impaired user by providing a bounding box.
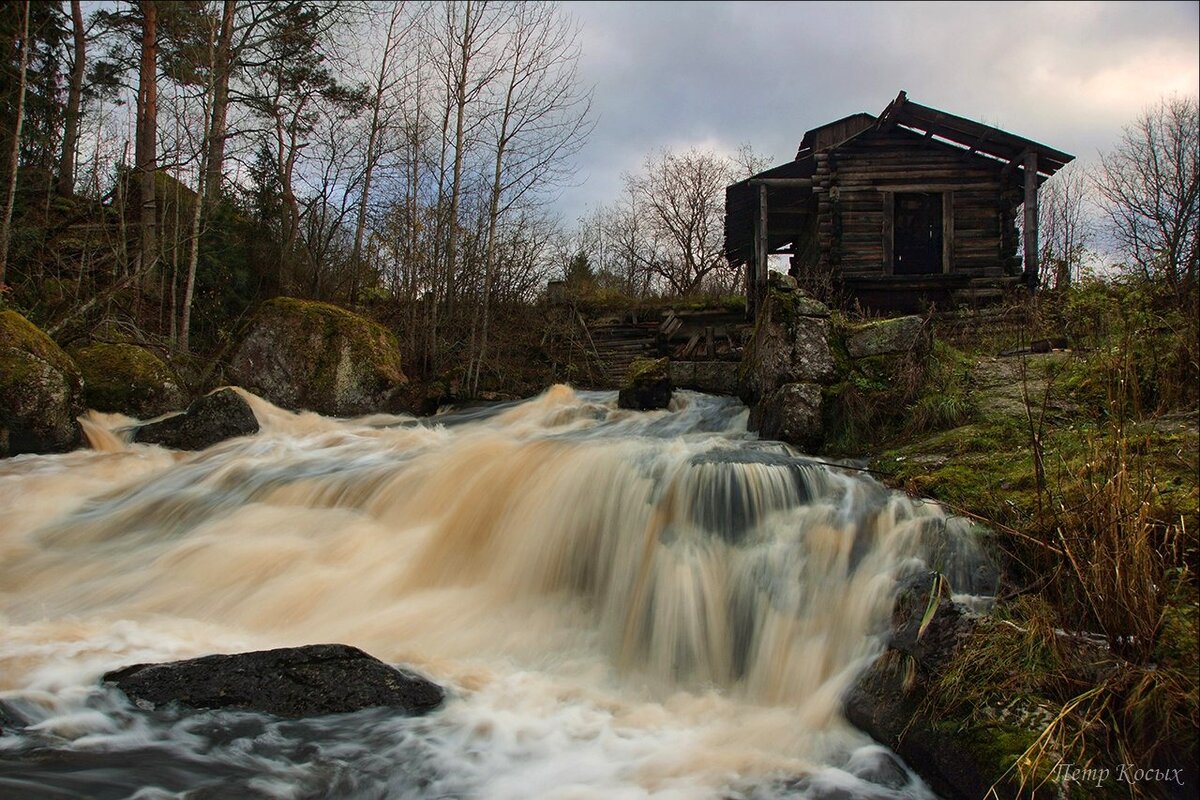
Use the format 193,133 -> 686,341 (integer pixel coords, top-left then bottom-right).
103,644 -> 444,718
618,357 -> 672,410
71,342 -> 186,418
0,310 -> 84,457
228,297 -> 406,416
847,747 -> 911,790
0,701 -> 25,736
751,382 -> 824,453
668,360 -> 739,395
132,388 -> 259,450
843,571 -> 1019,800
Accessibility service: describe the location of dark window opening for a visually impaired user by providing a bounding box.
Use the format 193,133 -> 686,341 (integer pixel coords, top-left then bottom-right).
894,192 -> 943,275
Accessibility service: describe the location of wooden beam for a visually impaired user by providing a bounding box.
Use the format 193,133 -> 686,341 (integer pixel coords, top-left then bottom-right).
881,191 -> 893,274
1023,149 -> 1039,288
757,184 -> 769,300
943,190 -> 955,274
870,182 -> 999,193
749,178 -> 813,187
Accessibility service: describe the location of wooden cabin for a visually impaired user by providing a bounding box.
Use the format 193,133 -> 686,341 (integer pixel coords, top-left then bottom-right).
725,91 -> 1074,313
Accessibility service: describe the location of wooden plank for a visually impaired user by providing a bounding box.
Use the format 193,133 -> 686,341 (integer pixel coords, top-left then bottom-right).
943,190 -> 954,274
757,184 -> 769,299
881,190 -> 894,273
1023,150 -> 1038,287
749,178 -> 814,187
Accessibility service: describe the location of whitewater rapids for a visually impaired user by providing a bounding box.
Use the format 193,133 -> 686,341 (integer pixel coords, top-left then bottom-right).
0,385 -> 989,799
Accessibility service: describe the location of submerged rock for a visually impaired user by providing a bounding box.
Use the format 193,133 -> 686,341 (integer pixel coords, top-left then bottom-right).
228,297 -> 406,416
71,342 -> 186,418
133,387 -> 259,450
0,700 -> 24,736
103,644 -> 444,718
618,356 -> 672,410
0,310 -> 84,457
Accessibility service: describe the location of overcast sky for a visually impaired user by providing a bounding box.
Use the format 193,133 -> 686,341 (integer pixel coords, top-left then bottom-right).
554,0 -> 1200,222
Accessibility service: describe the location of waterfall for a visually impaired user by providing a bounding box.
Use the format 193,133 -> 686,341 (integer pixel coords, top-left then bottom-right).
0,386 -> 989,799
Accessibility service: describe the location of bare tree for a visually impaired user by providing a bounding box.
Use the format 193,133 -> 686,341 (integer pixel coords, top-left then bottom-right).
468,0 -> 592,393
57,0 -> 86,197
0,0 -> 29,288
628,147 -> 738,295
1094,95 -> 1199,298
1038,162 -> 1091,290
348,2 -> 410,305
202,0 -> 235,204
135,0 -> 159,279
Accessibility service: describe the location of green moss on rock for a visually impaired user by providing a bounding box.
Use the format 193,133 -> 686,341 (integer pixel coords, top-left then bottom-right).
228,297 -> 406,416
618,357 -> 671,410
72,343 -> 186,418
0,310 -> 84,456
623,356 -> 669,387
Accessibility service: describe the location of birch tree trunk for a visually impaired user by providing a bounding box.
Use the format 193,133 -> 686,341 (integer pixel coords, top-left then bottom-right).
204,0 -> 235,205
0,0 -> 30,288
56,0 -> 85,197
349,3 -> 405,305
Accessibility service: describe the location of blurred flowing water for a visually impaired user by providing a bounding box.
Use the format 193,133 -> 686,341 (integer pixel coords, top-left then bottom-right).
0,385 -> 991,799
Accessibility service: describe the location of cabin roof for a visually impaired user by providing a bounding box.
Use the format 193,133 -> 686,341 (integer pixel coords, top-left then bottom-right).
876,91 -> 1074,177
796,112 -> 877,158
724,91 -> 1075,266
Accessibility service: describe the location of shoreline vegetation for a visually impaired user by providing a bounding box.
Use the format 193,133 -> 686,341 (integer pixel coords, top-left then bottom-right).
0,3 -> 1194,792
3,275 -> 1197,797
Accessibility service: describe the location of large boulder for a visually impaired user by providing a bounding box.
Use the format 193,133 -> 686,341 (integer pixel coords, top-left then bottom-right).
751,382 -> 824,453
228,298 -> 406,416
133,387 -> 259,450
0,310 -> 84,457
740,287 -> 834,402
72,342 -> 186,418
103,644 -> 444,718
618,356 -> 672,410
845,315 -> 929,359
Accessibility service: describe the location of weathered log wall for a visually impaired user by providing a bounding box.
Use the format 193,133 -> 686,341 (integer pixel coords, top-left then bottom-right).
814,128 -> 1021,281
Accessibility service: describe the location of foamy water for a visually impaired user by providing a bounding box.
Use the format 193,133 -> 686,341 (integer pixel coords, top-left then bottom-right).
0,386 -> 990,799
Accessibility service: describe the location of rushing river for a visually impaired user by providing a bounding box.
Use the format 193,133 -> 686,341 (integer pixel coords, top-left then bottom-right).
0,386 -> 990,799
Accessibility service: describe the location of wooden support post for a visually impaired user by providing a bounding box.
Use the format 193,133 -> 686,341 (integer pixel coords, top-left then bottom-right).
757,183 -> 769,302
882,191 -> 893,273
942,190 -> 954,274
1023,150 -> 1039,289
704,326 -> 714,358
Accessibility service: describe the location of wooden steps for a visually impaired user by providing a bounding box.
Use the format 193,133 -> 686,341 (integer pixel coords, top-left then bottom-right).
586,321 -> 660,388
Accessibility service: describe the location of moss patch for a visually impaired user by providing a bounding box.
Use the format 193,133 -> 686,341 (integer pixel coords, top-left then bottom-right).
71,343 -> 185,417
0,310 -> 83,454
229,297 -> 406,416
624,356 -> 668,386
0,310 -> 79,381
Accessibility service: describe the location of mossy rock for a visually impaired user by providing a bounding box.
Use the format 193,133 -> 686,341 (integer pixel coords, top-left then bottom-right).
740,289 -> 834,402
227,297 -> 406,416
845,315 -> 929,359
72,343 -> 186,418
0,310 -> 84,456
618,357 -> 671,410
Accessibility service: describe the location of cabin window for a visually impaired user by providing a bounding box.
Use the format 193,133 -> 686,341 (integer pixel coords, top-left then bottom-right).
892,192 -> 944,274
